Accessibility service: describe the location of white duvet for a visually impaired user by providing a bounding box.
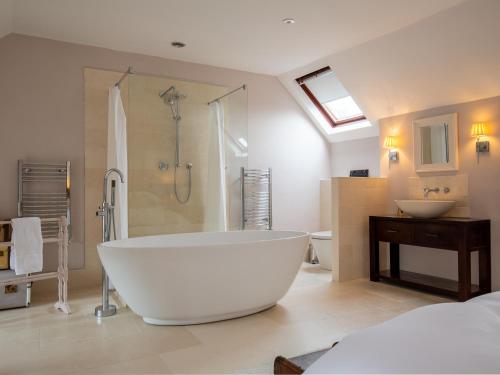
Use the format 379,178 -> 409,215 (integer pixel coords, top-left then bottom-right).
306,292 -> 500,374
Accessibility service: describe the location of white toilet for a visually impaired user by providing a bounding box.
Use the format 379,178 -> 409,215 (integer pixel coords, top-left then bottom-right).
311,231 -> 332,270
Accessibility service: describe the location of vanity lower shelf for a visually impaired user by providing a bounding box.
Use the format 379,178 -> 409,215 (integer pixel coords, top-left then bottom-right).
379,270 -> 481,299
369,216 -> 491,301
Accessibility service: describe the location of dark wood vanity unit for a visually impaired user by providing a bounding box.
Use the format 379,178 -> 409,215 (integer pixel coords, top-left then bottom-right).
369,216 -> 491,301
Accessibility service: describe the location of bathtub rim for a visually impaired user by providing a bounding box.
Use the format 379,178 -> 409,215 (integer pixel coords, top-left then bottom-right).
97,230 -> 310,250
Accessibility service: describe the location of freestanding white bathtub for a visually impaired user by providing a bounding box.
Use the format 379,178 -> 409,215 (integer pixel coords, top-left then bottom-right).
97,230 -> 310,325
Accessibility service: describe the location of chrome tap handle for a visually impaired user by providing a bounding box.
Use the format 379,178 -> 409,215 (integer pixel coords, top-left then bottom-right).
96,206 -> 105,217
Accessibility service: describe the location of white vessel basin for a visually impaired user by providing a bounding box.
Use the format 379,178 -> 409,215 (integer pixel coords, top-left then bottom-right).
395,200 -> 456,219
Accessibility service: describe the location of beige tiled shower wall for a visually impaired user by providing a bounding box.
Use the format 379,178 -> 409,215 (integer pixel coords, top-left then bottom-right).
408,174 -> 470,218
83,68 -> 129,289
83,70 -> 233,286
127,74 -> 229,236
331,177 -> 389,282
84,69 -> 246,287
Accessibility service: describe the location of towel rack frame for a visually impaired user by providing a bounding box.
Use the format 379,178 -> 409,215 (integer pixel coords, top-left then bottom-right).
0,217 -> 70,314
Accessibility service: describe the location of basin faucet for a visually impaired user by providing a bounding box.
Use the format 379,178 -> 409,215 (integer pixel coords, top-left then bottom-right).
423,187 -> 440,198
95,168 -> 125,319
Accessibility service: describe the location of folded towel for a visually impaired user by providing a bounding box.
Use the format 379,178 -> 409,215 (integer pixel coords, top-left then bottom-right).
9,217 -> 43,275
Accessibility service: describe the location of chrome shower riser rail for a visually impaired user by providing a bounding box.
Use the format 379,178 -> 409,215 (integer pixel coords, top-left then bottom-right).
159,86 -> 192,204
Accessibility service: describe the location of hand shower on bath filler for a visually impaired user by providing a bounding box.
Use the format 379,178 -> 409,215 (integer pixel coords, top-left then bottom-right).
159,86 -> 192,204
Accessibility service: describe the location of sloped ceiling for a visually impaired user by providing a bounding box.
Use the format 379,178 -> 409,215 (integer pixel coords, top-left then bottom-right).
3,0 -> 464,75
280,0 -> 500,142
327,0 -> 500,122
3,0 -> 496,143
0,0 -> 12,38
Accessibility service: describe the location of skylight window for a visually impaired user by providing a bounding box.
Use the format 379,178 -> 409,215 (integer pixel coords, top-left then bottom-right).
324,96 -> 363,122
295,66 -> 365,127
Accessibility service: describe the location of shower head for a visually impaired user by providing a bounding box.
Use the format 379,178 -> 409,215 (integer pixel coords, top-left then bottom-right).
159,86 -> 175,99
159,86 -> 186,102
159,86 -> 186,119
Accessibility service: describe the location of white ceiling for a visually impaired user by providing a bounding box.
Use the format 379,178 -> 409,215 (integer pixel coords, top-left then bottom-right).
1,0 -> 464,75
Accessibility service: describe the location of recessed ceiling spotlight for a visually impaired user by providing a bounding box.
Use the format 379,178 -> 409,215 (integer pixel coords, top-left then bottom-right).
171,41 -> 186,48
282,18 -> 295,24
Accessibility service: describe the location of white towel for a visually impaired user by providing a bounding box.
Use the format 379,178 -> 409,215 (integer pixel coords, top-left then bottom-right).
9,217 -> 43,275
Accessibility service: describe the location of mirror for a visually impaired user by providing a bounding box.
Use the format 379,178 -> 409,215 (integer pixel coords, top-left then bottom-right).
420,123 -> 449,164
413,113 -> 458,173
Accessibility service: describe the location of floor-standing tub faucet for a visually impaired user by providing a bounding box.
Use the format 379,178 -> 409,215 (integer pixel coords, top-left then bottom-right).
95,168 -> 125,318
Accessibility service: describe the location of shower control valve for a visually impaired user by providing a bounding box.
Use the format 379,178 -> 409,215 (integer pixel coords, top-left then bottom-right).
96,207 -> 105,217
158,161 -> 169,171
96,203 -> 110,217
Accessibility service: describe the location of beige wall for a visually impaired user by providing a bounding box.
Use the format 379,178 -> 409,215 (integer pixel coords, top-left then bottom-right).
0,33 -> 330,291
319,179 -> 331,231
331,177 -> 388,282
379,95 -> 500,290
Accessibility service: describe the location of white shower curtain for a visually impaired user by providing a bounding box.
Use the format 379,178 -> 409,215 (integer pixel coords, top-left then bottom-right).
107,86 -> 128,240
205,101 -> 228,231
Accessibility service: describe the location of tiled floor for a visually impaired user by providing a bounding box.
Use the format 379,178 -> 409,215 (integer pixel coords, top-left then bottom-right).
0,264 -> 448,374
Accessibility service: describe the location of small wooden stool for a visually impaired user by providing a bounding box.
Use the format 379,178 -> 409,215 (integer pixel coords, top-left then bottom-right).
274,343 -> 337,374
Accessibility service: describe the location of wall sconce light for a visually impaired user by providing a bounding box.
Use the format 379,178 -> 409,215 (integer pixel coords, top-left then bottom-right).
471,123 -> 489,163
384,136 -> 399,162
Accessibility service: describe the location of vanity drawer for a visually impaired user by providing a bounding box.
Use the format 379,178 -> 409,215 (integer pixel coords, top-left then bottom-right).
377,221 -> 413,243
413,224 -> 459,250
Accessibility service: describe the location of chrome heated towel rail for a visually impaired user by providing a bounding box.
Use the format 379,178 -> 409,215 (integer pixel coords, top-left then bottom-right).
241,168 -> 272,230
18,160 -> 71,239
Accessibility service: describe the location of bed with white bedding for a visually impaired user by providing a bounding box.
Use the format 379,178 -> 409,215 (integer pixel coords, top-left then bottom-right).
305,292 -> 500,374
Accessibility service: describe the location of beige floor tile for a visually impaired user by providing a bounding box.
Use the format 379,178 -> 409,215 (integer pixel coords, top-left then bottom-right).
0,264 -> 450,374
74,354 -> 172,374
